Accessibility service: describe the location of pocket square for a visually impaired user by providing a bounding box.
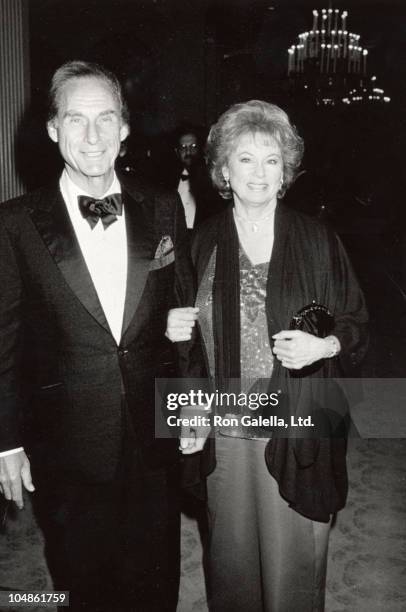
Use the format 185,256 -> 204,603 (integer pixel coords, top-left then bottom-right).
149,250 -> 175,270
154,235 -> 174,259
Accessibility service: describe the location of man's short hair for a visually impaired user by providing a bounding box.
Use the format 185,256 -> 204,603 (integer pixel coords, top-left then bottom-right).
48,60 -> 129,125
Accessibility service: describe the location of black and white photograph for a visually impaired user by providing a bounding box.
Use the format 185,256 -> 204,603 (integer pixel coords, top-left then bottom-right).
0,1 -> 405,611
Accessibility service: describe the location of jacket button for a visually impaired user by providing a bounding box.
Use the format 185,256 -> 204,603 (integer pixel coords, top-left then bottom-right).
118,349 -> 129,357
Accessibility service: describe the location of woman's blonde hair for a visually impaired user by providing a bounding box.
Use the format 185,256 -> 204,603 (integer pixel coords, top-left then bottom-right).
206,100 -> 304,199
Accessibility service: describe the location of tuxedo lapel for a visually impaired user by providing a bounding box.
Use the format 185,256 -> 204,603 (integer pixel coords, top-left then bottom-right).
29,184 -> 111,334
120,186 -> 154,340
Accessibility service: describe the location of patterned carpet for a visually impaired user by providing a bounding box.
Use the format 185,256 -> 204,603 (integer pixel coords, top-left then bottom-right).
325,439 -> 406,612
178,438 -> 406,612
1,437 -> 405,612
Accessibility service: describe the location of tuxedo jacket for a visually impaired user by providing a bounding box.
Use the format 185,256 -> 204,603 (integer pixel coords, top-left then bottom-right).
0,174 -> 200,483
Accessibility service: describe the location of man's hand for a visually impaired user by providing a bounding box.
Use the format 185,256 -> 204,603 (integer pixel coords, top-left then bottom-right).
272,330 -> 339,370
166,307 -> 199,342
0,451 -> 35,509
179,406 -> 211,455
179,423 -> 211,454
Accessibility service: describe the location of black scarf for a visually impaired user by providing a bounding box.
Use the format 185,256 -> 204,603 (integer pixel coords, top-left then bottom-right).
212,206 -> 241,390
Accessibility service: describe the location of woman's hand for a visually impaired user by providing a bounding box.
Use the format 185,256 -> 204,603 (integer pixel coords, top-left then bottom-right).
272,330 -> 340,369
166,307 -> 199,342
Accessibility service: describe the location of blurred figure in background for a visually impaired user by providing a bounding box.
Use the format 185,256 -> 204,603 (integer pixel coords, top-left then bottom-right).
161,124 -> 227,232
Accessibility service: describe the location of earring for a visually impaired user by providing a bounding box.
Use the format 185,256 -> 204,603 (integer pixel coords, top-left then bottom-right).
277,177 -> 284,198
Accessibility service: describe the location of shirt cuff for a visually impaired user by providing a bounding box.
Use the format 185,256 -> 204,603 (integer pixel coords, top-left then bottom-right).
0,447 -> 24,458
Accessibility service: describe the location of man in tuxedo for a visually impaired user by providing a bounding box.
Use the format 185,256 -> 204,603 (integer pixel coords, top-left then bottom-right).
0,61 -> 198,611
161,125 -> 226,232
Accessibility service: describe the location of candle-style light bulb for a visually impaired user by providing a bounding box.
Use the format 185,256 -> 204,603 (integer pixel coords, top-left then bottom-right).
342,10 -> 348,32
334,9 -> 339,32
363,49 -> 368,76
343,31 -> 348,58
348,45 -> 353,72
312,9 -> 318,31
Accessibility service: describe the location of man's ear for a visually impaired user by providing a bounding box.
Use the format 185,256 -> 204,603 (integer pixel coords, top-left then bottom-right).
222,166 -> 229,181
120,123 -> 130,142
47,120 -> 58,143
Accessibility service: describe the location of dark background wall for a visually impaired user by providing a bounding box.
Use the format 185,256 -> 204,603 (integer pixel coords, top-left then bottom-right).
29,0 -> 210,129
21,0 -> 406,234
28,0 -> 406,125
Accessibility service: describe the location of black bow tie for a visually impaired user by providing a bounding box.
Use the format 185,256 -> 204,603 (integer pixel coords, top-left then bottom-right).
180,173 -> 189,181
78,193 -> 123,229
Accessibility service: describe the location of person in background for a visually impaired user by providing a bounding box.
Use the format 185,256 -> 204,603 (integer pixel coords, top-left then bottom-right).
0,60 -> 198,612
166,100 -> 368,611
161,124 -> 226,232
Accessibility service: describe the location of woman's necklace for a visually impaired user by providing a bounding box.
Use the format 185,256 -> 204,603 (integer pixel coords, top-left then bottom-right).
233,210 -> 274,265
233,209 -> 274,233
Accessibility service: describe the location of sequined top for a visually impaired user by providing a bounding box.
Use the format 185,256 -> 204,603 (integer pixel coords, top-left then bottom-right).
239,248 -> 274,381
196,246 -> 274,382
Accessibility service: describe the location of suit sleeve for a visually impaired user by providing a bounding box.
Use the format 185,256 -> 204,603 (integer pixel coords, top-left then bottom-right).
173,194 -> 194,307
0,213 -> 25,451
172,195 -> 207,379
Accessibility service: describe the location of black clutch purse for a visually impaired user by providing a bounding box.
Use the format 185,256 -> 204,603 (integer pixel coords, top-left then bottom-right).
289,301 -> 334,338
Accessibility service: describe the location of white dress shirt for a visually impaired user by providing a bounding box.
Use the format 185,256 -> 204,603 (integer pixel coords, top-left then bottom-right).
61,170 -> 127,345
0,171 -> 128,458
177,170 -> 196,229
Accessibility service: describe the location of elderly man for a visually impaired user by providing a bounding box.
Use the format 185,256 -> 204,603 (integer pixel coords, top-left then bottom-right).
0,61 -> 199,611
